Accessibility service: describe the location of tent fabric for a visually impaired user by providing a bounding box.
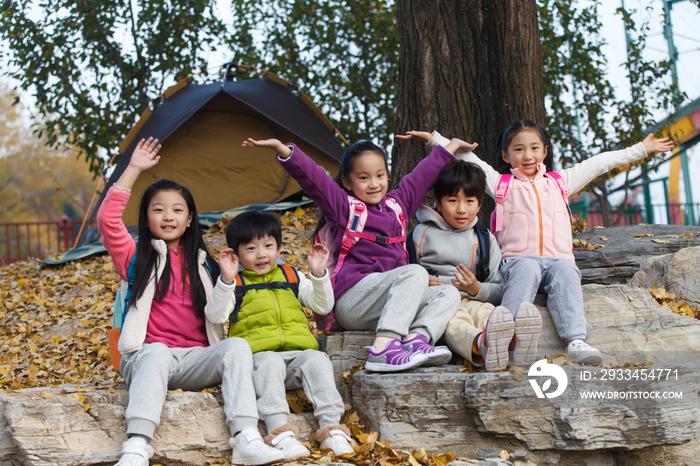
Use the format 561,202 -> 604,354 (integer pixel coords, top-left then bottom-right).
39,198 -> 316,265
97,77 -> 342,227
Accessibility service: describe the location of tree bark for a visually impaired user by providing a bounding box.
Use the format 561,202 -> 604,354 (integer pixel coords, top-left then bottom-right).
392,0 -> 546,223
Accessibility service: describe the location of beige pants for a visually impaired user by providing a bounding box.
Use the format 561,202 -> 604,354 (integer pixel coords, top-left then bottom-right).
444,299 -> 495,364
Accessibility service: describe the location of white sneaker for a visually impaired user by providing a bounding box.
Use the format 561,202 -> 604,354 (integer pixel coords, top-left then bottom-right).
319,429 -> 354,456
511,303 -> 543,366
115,437 -> 154,466
567,340 -> 602,366
230,428 -> 286,465
269,430 -> 310,462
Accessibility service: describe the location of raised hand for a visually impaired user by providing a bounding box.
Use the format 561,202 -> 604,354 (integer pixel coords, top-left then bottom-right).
218,248 -> 239,285
451,263 -> 481,296
395,130 -> 432,142
445,138 -> 479,154
307,243 -> 330,277
642,134 -> 674,155
242,138 -> 292,158
129,137 -> 162,172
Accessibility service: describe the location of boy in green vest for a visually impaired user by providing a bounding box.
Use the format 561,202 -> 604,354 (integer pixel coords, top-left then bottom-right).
205,211 -> 353,463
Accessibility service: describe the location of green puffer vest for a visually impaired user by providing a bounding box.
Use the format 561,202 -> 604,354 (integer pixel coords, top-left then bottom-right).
228,265 -> 319,353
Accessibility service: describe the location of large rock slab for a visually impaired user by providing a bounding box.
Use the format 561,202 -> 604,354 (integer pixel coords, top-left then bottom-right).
0,387 -> 316,466
573,225 -> 700,285
631,245 -> 700,308
351,284 -> 700,454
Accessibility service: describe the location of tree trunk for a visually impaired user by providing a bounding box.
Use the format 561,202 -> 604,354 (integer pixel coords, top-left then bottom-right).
392,0 -> 546,224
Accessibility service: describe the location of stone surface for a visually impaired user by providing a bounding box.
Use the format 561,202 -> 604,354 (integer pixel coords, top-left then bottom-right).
631,245 -> 700,308
351,285 -> 700,454
0,387 -> 315,466
573,225 -> 700,285
318,331 -> 374,402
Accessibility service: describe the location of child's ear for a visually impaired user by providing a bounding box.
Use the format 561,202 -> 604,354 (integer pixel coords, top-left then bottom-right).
501,150 -> 510,164
341,177 -> 353,191
187,212 -> 193,228
435,199 -> 443,214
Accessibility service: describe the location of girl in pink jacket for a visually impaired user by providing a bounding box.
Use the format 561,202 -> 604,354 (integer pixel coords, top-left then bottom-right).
429,120 -> 673,365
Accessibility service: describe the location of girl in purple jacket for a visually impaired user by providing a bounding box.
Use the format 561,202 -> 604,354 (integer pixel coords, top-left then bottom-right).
243,134 -> 476,372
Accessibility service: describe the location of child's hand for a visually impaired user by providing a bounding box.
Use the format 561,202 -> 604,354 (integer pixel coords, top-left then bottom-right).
395,130 -> 432,142
129,137 -> 162,172
445,138 -> 478,154
642,134 -> 674,155
428,277 -> 442,287
219,248 -> 239,285
307,243 -> 330,277
451,264 -> 481,296
242,138 -> 292,158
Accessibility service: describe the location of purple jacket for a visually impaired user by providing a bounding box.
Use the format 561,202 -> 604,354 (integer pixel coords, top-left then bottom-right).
278,143 -> 455,300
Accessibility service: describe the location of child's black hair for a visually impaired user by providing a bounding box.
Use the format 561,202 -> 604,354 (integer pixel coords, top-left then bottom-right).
496,119 -> 554,174
131,178 -> 215,314
226,211 -> 282,254
312,140 -> 388,238
434,160 -> 487,205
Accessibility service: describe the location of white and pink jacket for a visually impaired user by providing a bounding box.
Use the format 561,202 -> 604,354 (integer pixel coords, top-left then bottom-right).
427,132 -> 648,263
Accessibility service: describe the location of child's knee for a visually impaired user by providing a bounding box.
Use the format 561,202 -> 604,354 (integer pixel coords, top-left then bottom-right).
400,264 -> 430,284
253,351 -> 285,372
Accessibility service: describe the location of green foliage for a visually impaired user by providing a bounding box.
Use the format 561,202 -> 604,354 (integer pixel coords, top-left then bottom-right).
0,0 -> 228,176
228,0 -> 399,151
538,0 -> 685,223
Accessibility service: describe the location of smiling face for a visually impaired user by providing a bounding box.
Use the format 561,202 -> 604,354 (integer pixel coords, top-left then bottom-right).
436,188 -> 481,230
147,189 -> 193,249
502,129 -> 548,178
236,234 -> 281,275
341,151 -> 389,205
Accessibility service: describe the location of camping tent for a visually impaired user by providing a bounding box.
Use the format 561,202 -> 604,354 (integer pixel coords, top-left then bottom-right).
97,72 -> 344,227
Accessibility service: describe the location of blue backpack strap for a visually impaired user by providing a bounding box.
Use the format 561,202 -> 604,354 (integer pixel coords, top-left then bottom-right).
406,230 -> 417,264
121,253 -> 137,329
474,221 -> 491,282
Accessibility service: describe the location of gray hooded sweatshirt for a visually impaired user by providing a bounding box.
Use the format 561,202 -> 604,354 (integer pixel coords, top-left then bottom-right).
413,202 -> 503,305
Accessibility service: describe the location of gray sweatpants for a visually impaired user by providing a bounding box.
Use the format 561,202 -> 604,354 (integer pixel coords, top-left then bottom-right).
120,338 -> 258,439
500,256 -> 586,342
334,264 -> 461,343
253,349 -> 344,431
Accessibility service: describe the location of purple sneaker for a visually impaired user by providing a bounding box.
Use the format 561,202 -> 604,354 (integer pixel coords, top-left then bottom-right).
401,334 -> 452,366
365,339 -> 429,372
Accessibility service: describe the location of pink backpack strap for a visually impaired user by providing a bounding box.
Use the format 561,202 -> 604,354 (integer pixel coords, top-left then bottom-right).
384,197 -> 408,260
491,174 -> 512,234
546,171 -> 570,200
331,195 -> 368,287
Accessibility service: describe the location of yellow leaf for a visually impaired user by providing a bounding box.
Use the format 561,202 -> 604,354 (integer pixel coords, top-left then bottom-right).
500,450 -> 510,460
552,354 -> 567,366
347,411 -> 360,423
512,366 -> 525,381
68,393 -> 86,404
83,403 -> 92,411
293,206 -> 305,217
408,453 -> 422,466
651,239 -> 670,244
288,399 -> 304,414
39,391 -> 55,399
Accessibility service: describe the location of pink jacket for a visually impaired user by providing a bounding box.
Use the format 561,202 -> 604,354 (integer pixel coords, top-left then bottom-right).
496,167 -> 574,261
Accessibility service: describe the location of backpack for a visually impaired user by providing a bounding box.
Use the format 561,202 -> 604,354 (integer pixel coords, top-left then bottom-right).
107,252 -> 218,374
407,220 -> 491,282
313,194 -> 407,331
490,172 -> 570,241
229,264 -> 299,329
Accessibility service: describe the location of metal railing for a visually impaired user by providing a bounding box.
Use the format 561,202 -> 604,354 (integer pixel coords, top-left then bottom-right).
0,218 -> 95,265
574,202 -> 700,229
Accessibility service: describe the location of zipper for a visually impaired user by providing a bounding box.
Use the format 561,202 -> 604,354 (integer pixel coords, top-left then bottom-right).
270,273 -> 285,348
519,168 -> 544,256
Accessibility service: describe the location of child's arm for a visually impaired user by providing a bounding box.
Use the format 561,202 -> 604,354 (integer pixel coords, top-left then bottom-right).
426,131 -> 500,198
204,248 -> 238,324
391,133 -> 476,217
97,137 -> 162,279
243,138 -> 349,227
561,134 -> 674,195
474,235 -> 504,305
297,244 -> 334,315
